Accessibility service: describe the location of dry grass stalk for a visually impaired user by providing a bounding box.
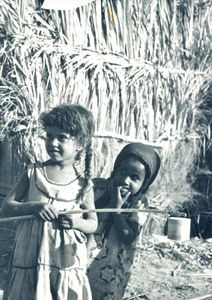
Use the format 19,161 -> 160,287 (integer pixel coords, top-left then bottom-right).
0,0 -> 211,211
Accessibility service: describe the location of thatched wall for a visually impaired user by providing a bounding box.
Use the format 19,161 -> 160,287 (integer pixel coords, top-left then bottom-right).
0,0 -> 211,212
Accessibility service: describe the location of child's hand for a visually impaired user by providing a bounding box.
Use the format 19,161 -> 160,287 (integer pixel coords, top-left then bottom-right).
33,202 -> 58,222
57,214 -> 82,230
107,180 -> 130,208
113,186 -> 131,208
57,214 -> 73,229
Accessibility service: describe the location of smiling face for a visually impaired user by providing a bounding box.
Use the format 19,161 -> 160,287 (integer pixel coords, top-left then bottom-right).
45,126 -> 82,165
113,156 -> 146,196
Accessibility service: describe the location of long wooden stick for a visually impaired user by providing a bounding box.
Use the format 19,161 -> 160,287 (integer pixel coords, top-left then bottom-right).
0,208 -> 165,223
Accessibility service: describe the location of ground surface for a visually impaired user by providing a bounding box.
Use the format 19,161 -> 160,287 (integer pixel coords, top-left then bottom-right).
0,223 -> 211,300
124,235 -> 212,300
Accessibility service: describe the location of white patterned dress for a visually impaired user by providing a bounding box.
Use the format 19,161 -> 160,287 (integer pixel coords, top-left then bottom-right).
3,162 -> 92,300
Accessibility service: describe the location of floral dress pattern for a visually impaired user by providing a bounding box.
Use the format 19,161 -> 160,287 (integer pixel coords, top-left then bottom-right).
87,179 -> 148,300
3,162 -> 92,300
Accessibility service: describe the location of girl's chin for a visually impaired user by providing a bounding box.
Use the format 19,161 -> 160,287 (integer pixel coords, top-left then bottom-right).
48,152 -> 61,159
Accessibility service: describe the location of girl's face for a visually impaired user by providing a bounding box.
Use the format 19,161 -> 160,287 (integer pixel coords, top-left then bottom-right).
45,126 -> 81,165
113,156 -> 146,196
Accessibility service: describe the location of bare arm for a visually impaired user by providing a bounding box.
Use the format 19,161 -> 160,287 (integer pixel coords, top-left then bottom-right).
1,170 -> 58,221
58,187 -> 98,234
112,212 -> 137,244
109,186 -> 138,244
2,170 -> 31,216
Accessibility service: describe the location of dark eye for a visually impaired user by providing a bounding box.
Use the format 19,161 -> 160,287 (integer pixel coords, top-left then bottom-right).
131,175 -> 140,181
58,136 -> 67,142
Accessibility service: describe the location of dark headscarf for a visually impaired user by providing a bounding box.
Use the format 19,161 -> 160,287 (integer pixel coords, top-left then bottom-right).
111,142 -> 161,194
95,142 -> 160,210
94,143 -> 161,238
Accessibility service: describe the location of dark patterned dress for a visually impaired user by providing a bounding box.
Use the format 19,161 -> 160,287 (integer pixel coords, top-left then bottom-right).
87,179 -> 148,300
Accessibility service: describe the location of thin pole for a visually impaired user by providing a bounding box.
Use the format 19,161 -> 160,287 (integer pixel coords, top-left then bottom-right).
0,208 -> 165,223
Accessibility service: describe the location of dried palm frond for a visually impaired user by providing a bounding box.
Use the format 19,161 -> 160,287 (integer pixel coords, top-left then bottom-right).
0,0 -> 211,211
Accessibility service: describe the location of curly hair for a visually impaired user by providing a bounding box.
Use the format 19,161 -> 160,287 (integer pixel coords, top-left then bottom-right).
40,104 -> 95,199
40,104 -> 94,147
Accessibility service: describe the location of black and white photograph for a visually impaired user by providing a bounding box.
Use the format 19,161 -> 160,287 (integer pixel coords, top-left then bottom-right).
0,0 -> 211,299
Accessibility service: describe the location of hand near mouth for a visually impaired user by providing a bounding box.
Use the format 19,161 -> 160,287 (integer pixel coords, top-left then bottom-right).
108,181 -> 131,208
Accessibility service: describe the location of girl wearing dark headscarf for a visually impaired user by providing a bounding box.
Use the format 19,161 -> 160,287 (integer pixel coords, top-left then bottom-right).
87,143 -> 160,300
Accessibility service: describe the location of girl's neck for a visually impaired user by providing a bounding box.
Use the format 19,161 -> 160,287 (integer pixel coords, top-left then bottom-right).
43,160 -> 79,184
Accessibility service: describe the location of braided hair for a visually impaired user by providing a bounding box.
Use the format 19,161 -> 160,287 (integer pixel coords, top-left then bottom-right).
40,104 -> 95,199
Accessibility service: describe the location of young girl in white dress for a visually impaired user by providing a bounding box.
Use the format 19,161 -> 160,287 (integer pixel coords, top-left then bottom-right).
2,104 -> 98,300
